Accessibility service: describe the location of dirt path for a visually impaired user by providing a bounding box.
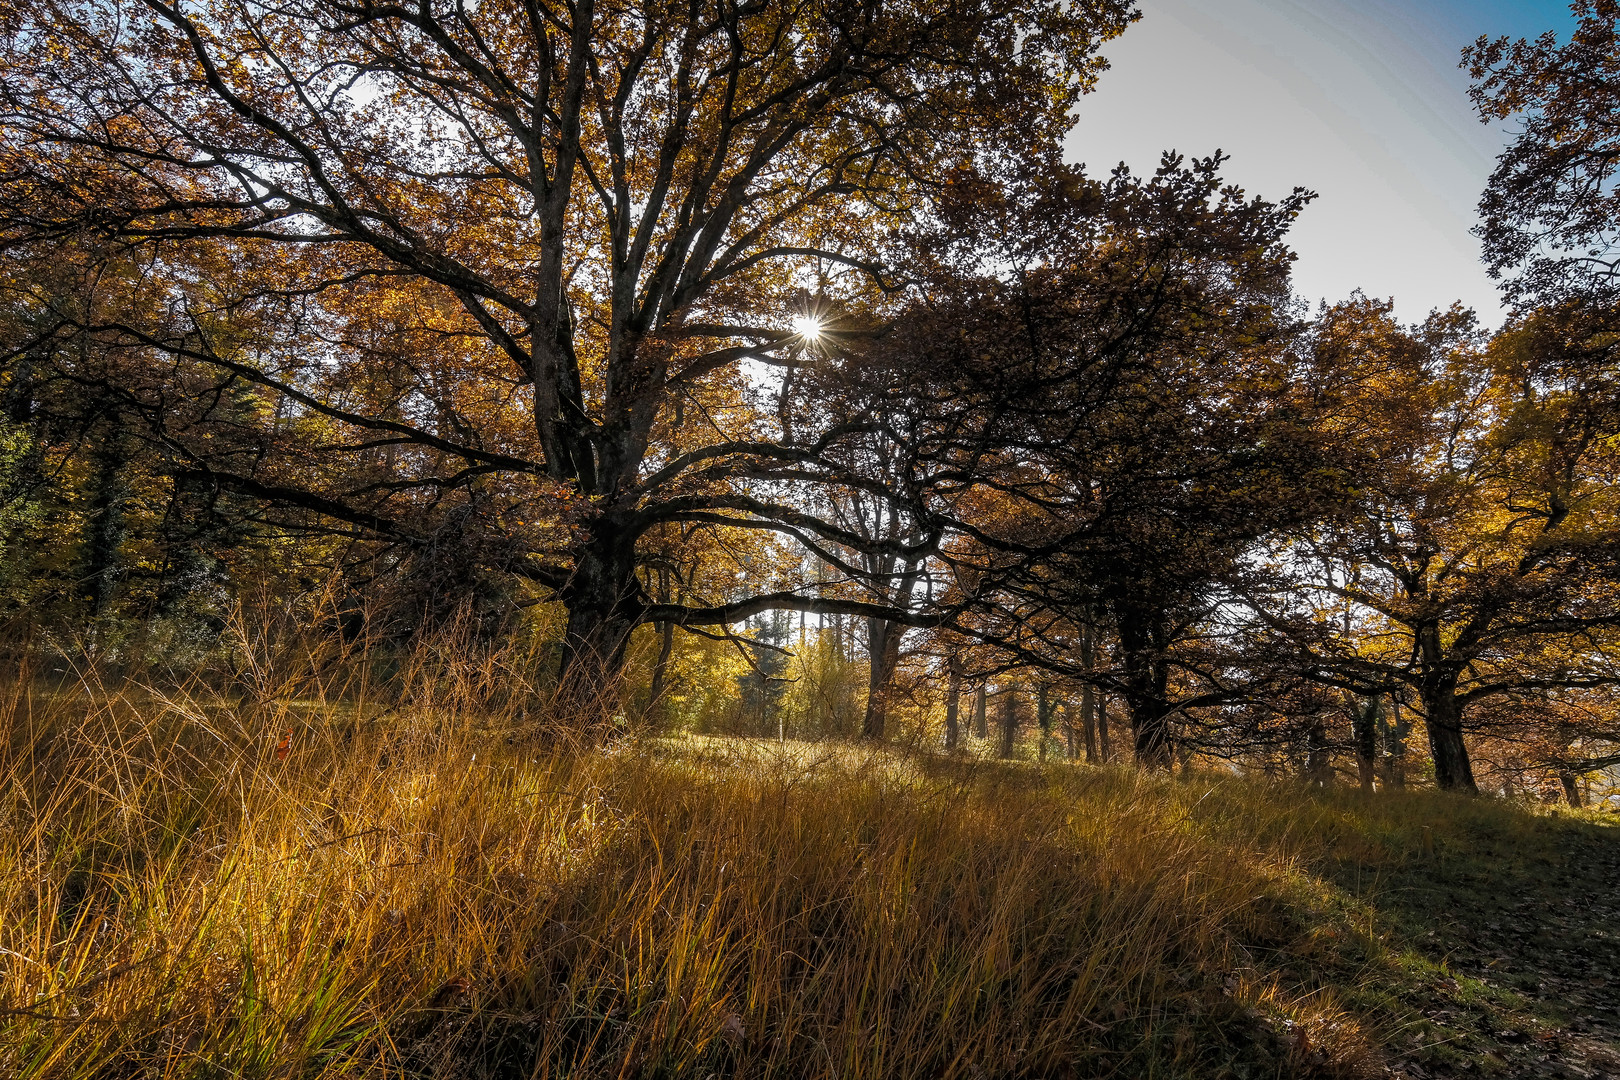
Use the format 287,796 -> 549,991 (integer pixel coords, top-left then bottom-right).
1354,814 -> 1620,1080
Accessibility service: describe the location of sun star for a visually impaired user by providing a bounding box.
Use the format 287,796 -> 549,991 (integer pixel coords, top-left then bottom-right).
792,314 -> 823,341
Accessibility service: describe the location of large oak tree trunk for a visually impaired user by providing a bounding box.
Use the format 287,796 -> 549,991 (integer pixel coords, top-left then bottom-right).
557,515 -> 643,721
1420,677 -> 1477,792
1116,606 -> 1174,769
943,653 -> 963,750
1416,625 -> 1477,792
1130,698 -> 1174,768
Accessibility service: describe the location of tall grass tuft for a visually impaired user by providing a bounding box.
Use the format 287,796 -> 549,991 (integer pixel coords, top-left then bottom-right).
1,645 -> 1429,1078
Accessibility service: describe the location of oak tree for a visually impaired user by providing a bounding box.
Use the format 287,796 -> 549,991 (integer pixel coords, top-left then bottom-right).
1,0 -> 1135,706
1252,298 -> 1620,791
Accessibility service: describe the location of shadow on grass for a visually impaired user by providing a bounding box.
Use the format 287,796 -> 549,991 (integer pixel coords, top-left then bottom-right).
1250,783 -> 1620,1080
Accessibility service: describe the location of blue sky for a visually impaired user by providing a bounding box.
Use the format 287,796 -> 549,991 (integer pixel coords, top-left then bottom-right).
1067,0 -> 1574,325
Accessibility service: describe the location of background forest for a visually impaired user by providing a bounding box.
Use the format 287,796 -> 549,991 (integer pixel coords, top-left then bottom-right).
1,0 -> 1619,1077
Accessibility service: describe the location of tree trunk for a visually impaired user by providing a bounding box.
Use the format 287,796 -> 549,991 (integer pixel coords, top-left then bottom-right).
1557,769 -> 1584,807
648,619 -> 675,719
1131,702 -> 1173,768
1036,683 -> 1053,761
943,653 -> 962,751
1351,694 -> 1380,792
973,685 -> 988,739
643,567 -> 676,725
860,557 -> 921,740
1420,674 -> 1477,793
1080,683 -> 1098,764
1115,603 -> 1175,769
997,686 -> 1018,759
862,618 -> 905,739
1077,622 -> 1098,764
84,426 -> 131,616
1384,696 -> 1410,788
1416,626 -> 1476,792
1305,716 -> 1332,785
1097,693 -> 1111,762
557,516 -> 643,721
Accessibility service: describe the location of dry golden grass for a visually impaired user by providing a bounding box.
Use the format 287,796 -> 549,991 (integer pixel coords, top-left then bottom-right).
0,656 -> 1457,1079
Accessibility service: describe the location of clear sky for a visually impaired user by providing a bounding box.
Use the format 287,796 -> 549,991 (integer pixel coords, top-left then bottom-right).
1066,0 -> 1575,326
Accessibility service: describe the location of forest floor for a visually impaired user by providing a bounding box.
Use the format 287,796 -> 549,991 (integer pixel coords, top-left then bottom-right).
4,691 -> 1618,1080
1336,803 -> 1620,1080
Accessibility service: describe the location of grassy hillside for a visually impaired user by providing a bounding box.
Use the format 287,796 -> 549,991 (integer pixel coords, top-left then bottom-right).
2,680 -> 1615,1079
